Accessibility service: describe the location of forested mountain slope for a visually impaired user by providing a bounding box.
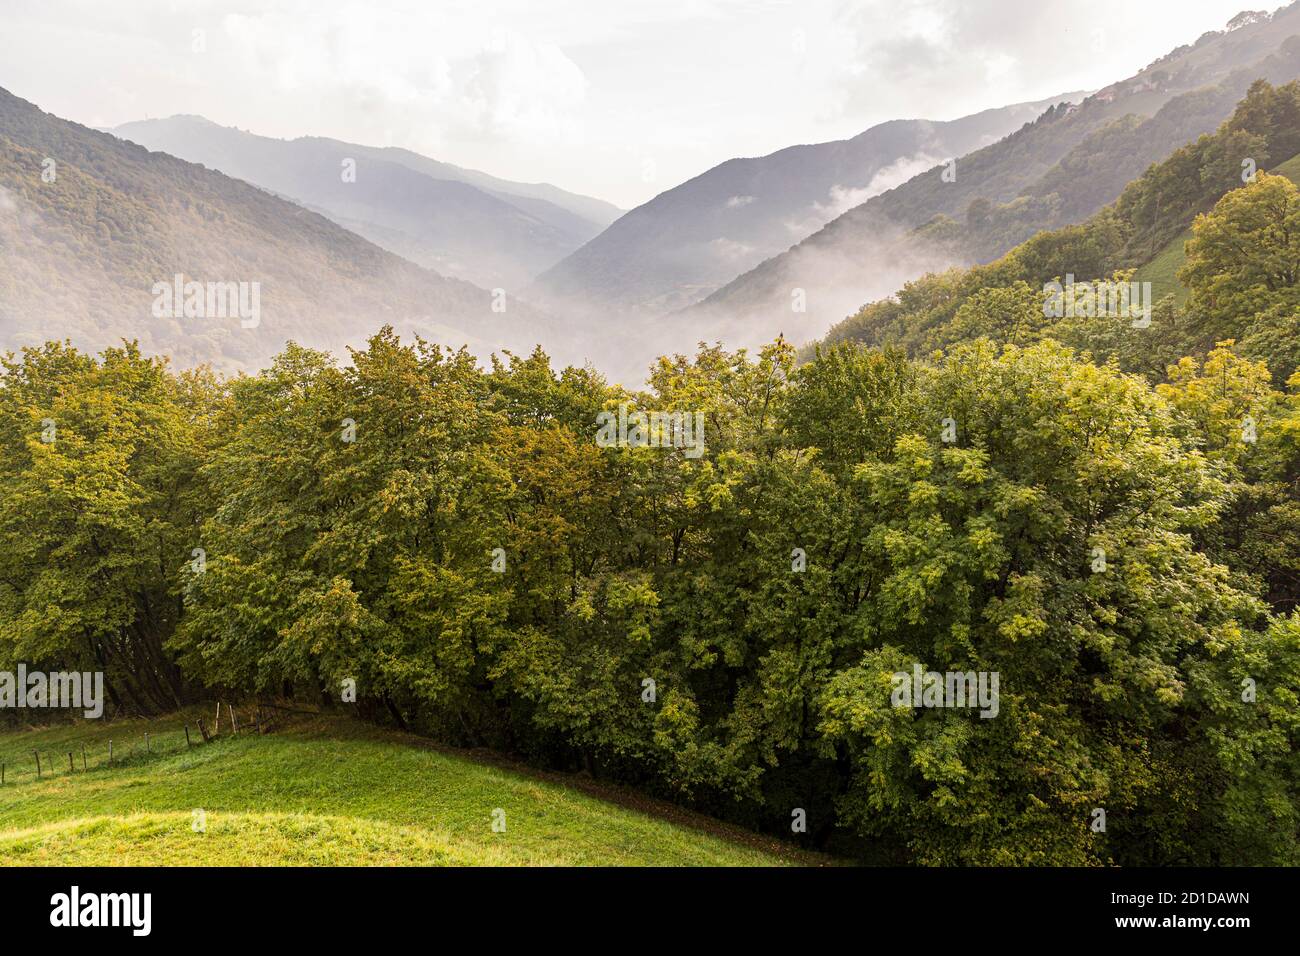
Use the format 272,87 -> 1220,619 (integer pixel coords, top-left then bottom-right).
0,87 -> 553,373
681,5 -> 1300,351
814,79 -> 1300,380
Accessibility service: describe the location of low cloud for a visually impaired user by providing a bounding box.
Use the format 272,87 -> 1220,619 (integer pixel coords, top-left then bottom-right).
815,153 -> 944,220
780,151 -> 945,240
708,236 -> 756,260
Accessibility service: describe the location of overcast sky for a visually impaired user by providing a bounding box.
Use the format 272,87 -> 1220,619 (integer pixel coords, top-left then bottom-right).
0,0 -> 1266,208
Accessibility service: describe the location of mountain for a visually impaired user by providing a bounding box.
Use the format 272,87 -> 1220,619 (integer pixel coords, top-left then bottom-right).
337,141 -> 621,230
531,94 -> 1083,316
109,116 -> 621,290
812,77 -> 1300,380
679,3 -> 1300,353
0,87 -> 551,373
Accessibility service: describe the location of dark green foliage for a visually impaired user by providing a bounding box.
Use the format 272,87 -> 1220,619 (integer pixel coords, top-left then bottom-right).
2,325 -> 1297,865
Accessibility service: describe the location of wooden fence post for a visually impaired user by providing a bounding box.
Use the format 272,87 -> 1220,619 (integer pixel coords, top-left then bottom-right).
108,740 -> 113,765
33,751 -> 40,778
197,717 -> 210,742
185,724 -> 192,748
144,732 -> 150,754
81,745 -> 87,771
2,761 -> 5,785
68,752 -> 74,772
230,706 -> 238,735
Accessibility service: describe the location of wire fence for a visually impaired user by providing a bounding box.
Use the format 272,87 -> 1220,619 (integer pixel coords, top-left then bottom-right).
0,701 -> 302,787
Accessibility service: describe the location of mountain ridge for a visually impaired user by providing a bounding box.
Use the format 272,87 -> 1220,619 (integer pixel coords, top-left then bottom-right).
109,115 -> 619,290
529,92 -> 1085,318
676,2 -> 1300,355
0,85 -> 551,373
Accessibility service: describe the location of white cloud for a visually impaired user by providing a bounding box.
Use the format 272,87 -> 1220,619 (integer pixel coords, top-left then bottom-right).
219,10 -> 587,147
780,151 -> 945,239
460,33 -> 588,142
708,236 -> 755,260
860,153 -> 946,200
0,0 -> 1263,208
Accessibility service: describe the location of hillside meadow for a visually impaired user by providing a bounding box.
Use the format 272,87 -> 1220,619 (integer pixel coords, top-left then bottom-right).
0,711 -> 816,866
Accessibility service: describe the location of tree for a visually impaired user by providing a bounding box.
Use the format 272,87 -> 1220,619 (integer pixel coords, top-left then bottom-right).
818,340 -> 1283,864
0,341 -> 215,714
1180,173 -> 1300,374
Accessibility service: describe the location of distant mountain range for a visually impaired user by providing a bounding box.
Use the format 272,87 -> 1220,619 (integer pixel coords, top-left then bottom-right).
676,2 -> 1300,353
8,6 -> 1300,387
530,94 -> 1085,317
0,87 -> 551,373
108,116 -> 622,291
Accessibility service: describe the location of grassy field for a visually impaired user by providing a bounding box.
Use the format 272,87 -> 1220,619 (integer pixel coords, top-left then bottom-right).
1133,225 -> 1194,307
0,709 -> 818,866
1133,152 -> 1300,304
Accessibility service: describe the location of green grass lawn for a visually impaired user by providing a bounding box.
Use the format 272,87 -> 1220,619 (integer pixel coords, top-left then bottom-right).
0,709 -> 817,866
1133,225 -> 1194,307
